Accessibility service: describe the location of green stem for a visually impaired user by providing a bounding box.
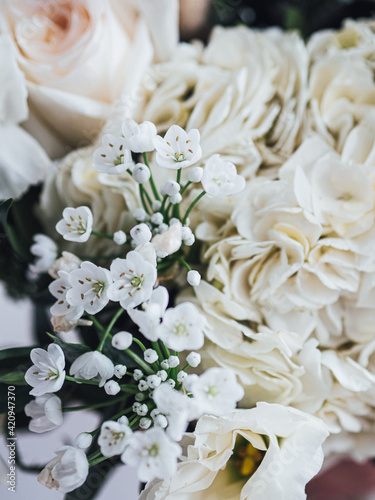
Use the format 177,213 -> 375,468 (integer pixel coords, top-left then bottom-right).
88,314 -> 106,333
124,349 -> 154,374
172,169 -> 182,219
180,180 -> 192,196
139,185 -> 151,214
182,190 -> 206,225
88,450 -> 101,461
175,256 -> 192,272
65,375 -> 100,386
97,308 -> 124,353
132,337 -> 147,352
152,341 -> 164,361
63,395 -> 126,412
92,230 -> 114,241
160,194 -> 168,215
143,152 -> 160,200
89,456 -> 108,467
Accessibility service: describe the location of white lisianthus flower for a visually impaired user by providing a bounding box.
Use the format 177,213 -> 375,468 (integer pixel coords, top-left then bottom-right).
56,206 -> 94,243
157,302 -> 206,351
139,403 -> 329,500
29,234 -> 58,274
98,420 -> 132,457
69,351 -> 114,387
153,125 -> 202,169
92,134 -> 133,175
25,344 -> 65,397
201,154 -> 245,197
66,261 -> 113,314
121,428 -> 181,483
107,251 -> 157,310
128,286 -> 169,341
49,270 -> 84,323
37,446 -> 89,493
24,394 -> 63,433
187,367 -> 244,417
1,0 -> 179,158
123,119 -> 157,153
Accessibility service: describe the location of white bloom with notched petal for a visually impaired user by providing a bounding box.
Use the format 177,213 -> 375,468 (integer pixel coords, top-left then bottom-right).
25,344 -> 65,397
121,428 -> 181,483
122,119 -> 157,153
157,302 -> 206,351
99,420 -> 132,457
128,286 -> 169,342
154,125 -> 202,169
107,251 -> 157,310
49,271 -> 84,322
29,234 -> 58,274
37,445 -> 88,494
93,134 -> 133,175
139,403 -> 329,500
69,351 -> 114,387
56,206 -> 93,243
201,154 -> 245,197
66,262 -> 112,314
187,367 -> 244,417
24,394 -> 63,433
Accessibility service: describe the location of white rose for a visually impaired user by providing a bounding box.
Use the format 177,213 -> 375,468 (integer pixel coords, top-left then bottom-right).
139,403 -> 329,500
306,19 -> 375,152
134,25 -> 308,171
1,0 -> 179,158
38,145 -> 140,256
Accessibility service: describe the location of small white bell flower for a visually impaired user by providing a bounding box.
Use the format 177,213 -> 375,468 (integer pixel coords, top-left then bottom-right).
93,133 -> 133,175
122,118 -> 157,153
154,125 -> 202,170
160,360 -> 169,370
75,432 -> 93,449
118,416 -> 129,425
104,380 -> 121,395
56,206 -> 93,243
70,351 -> 114,387
138,380 -> 149,392
201,154 -> 245,197
98,420 -> 132,457
29,234 -> 58,274
135,393 -> 146,402
133,163 -> 150,184
24,394 -> 63,433
187,270 -> 201,287
25,344 -> 66,396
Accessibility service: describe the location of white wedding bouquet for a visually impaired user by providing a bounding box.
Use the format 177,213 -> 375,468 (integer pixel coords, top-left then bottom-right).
1,2 -> 375,499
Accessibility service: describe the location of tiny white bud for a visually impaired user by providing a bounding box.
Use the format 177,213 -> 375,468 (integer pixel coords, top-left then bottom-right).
130,239 -> 138,249
170,193 -> 182,205
144,349 -> 158,364
159,223 -> 168,233
168,355 -> 180,368
187,270 -> 201,287
137,404 -> 148,416
117,415 -> 129,425
183,373 -> 199,391
133,402 -> 141,412
130,223 -> 152,244
160,180 -> 180,196
133,208 -> 147,221
160,359 -> 169,370
104,380 -> 121,396
151,212 -> 164,225
152,200 -> 162,211
113,230 -> 127,245
133,163 -> 150,184
133,369 -> 144,381
150,409 -> 160,420
177,371 -> 188,383
112,331 -> 133,350
114,364 -> 127,378
154,414 -> 168,429
139,417 -> 152,429
188,166 -> 203,183
147,375 -> 161,389
135,392 -> 146,402
167,379 -> 176,388
75,432 -> 93,449
181,227 -> 193,240
138,380 -> 149,392
184,234 -> 195,246
156,370 -> 168,382
169,218 -> 180,226
186,352 -> 201,367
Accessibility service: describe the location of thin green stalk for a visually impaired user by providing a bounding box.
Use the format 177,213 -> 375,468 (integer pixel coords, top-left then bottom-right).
143,152 -> 160,200
88,314 -> 105,332
65,375 -> 100,386
63,395 -> 126,412
182,190 -> 206,224
89,456 -> 108,467
124,349 -> 154,374
175,256 -> 191,272
152,341 -> 164,361
97,308 -> 124,353
92,230 -> 114,241
180,180 -> 192,196
132,337 -> 147,352
139,185 -> 151,214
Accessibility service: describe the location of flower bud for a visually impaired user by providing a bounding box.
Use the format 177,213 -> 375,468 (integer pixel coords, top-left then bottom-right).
138,380 -> 149,391
187,270 -> 201,287
133,208 -> 147,221
152,200 -> 162,211
177,371 -> 188,383
137,404 -> 148,416
133,163 -> 150,184
118,415 -> 129,425
154,414 -> 168,428
188,166 -> 203,183
151,213 -> 164,225
113,230 -> 127,245
75,432 -> 93,449
160,359 -> 169,370
114,364 -> 127,378
168,355 -> 180,368
170,193 -> 182,205
139,417 -> 152,429
147,375 -> 161,389
104,380 -> 121,395
186,352 -> 201,367
135,392 -> 146,402
130,223 -> 152,244
156,370 -> 168,382
144,349 -> 158,364
112,331 -> 133,350
160,180 -> 180,196
133,369 -> 144,381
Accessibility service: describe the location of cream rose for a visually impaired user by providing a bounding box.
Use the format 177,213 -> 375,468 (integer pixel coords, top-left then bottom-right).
139,403 -> 329,500
1,0 -> 179,158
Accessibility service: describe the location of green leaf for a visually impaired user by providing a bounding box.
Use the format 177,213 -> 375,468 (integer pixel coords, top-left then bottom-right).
0,346 -> 34,362
47,333 -> 91,363
0,371 -> 27,385
0,199 -> 31,261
